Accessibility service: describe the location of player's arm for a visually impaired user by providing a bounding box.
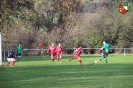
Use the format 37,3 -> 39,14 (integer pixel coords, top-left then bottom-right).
22,46 -> 24,53
100,47 -> 103,50
54,47 -> 57,53
100,45 -> 105,50
73,49 -> 77,54
110,44 -> 117,48
23,48 -> 26,50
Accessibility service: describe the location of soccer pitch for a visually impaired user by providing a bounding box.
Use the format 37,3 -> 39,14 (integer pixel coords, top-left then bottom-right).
0,55 -> 133,88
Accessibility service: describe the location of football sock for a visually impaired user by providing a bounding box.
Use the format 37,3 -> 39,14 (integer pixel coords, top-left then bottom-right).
104,58 -> 108,63
6,62 -> 10,67
52,57 -> 54,62
70,57 -> 74,61
12,60 -> 17,66
100,56 -> 104,60
79,60 -> 82,65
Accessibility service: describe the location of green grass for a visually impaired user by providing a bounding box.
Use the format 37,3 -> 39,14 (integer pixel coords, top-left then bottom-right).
0,55 -> 133,88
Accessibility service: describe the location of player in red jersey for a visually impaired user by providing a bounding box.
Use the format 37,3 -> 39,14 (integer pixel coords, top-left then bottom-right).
47,43 -> 56,62
69,46 -> 83,65
56,43 -> 63,63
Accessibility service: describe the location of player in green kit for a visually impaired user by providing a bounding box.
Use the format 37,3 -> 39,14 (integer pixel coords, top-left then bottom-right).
16,44 -> 24,61
95,41 -> 112,64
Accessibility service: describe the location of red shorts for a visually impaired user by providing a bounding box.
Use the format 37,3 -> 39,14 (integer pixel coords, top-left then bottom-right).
50,53 -> 56,56
56,53 -> 62,57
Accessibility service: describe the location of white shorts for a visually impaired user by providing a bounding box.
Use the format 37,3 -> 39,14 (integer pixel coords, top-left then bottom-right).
7,58 -> 15,62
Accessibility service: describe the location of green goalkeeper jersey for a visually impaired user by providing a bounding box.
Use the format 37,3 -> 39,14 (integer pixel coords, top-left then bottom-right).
102,43 -> 111,53
16,46 -> 23,54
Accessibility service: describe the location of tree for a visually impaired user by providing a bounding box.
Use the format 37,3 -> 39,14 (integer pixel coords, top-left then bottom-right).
0,0 -> 34,32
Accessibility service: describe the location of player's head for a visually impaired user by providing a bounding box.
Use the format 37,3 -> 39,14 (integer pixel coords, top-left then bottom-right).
58,43 -> 61,46
103,41 -> 106,44
78,45 -> 82,48
52,43 -> 54,46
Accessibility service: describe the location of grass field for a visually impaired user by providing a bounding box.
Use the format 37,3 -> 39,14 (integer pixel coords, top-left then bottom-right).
0,55 -> 133,88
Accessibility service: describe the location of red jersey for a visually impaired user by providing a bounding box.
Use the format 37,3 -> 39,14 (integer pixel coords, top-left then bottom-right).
74,47 -> 82,55
39,43 -> 43,49
56,46 -> 63,54
48,46 -> 56,54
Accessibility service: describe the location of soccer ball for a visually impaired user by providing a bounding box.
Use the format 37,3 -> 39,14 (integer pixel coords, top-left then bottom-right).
95,61 -> 97,64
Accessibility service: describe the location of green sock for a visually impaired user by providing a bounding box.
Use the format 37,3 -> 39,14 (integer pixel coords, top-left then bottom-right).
100,56 -> 104,60
104,58 -> 108,63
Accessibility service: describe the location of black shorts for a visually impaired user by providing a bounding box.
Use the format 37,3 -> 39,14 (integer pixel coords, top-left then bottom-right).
18,53 -> 22,56
103,51 -> 108,58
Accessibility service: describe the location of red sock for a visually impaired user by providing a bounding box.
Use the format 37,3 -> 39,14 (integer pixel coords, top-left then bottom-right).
79,60 -> 82,65
52,57 -> 54,62
12,61 -> 15,67
12,60 -> 16,66
70,57 -> 74,61
6,62 -> 10,67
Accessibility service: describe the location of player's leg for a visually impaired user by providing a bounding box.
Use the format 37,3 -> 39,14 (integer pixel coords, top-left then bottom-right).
51,54 -> 54,62
77,55 -> 82,65
59,54 -> 62,63
103,58 -> 108,63
56,53 -> 59,62
6,62 -> 10,67
78,58 -> 82,65
42,49 -> 45,58
103,52 -> 108,63
95,51 -> 106,63
57,56 -> 59,61
69,56 -> 75,61
18,53 -> 21,61
95,55 -> 105,63
11,59 -> 17,67
69,53 -> 76,61
97,55 -> 104,62
6,58 -> 11,67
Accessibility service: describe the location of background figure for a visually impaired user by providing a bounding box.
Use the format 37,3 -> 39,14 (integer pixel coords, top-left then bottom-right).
56,43 -> 63,63
39,43 -> 43,49
39,43 -> 44,57
6,50 -> 18,67
16,44 -> 24,61
69,46 -> 83,65
95,41 -> 112,64
42,48 -> 45,58
47,43 -> 56,62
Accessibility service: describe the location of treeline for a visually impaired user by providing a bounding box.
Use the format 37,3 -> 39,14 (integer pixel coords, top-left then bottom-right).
1,0 -> 133,50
